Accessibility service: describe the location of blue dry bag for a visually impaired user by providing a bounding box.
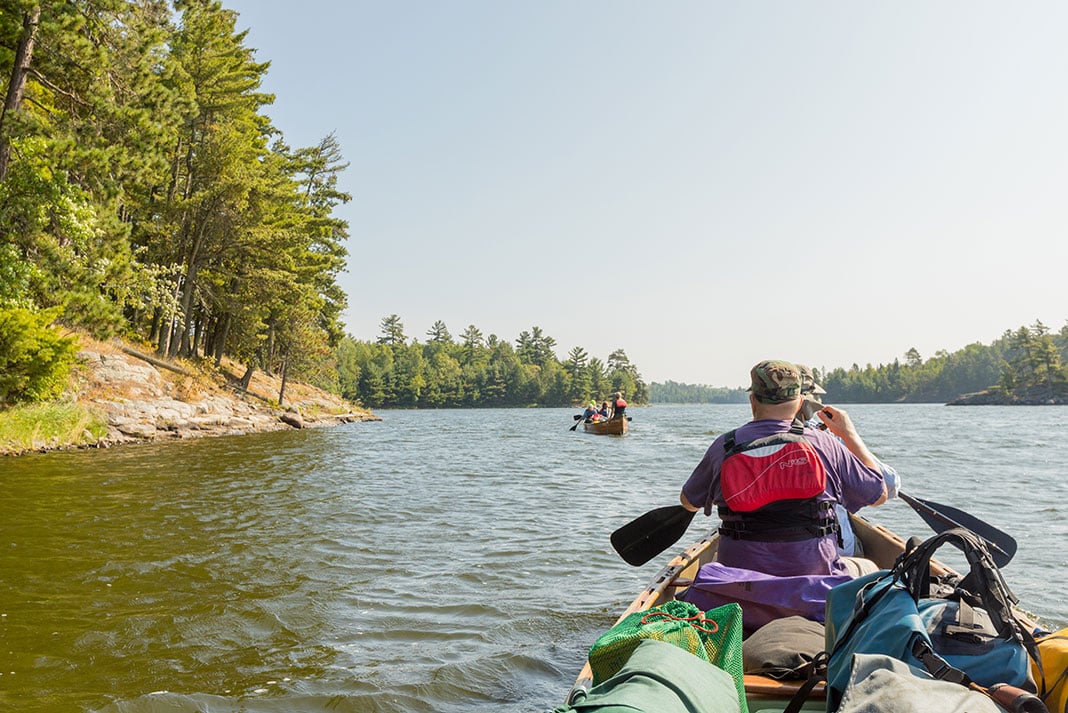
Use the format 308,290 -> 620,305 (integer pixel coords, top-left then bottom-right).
824,528 -> 1039,711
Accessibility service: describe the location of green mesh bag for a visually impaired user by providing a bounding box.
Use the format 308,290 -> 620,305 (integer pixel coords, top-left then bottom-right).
588,600 -> 747,711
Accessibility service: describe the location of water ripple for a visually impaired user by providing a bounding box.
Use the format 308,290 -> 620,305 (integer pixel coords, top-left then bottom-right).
2,405 -> 1065,712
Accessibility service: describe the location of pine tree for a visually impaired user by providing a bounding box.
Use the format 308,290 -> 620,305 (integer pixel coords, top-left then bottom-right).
565,346 -> 591,402
377,314 -> 406,347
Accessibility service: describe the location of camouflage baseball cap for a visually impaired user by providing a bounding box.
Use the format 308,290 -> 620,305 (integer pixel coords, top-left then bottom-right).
796,364 -> 827,396
749,360 -> 803,404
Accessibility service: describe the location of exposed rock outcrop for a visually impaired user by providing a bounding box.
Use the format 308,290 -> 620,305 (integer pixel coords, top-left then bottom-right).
948,388 -> 1068,406
75,346 -> 378,449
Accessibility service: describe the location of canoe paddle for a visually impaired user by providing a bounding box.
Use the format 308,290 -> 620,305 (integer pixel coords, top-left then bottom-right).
610,504 -> 696,567
569,414 -> 583,431
898,491 -> 1017,568
610,493 -> 1017,569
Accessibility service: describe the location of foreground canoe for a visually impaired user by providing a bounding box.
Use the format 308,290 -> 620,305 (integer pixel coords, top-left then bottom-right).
583,417 -> 628,435
564,516 -> 994,711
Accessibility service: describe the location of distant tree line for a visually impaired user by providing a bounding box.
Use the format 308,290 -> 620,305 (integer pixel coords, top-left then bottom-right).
0,1 -> 349,406
821,320 -> 1068,402
648,381 -> 748,404
649,320 -> 1068,404
333,315 -> 649,409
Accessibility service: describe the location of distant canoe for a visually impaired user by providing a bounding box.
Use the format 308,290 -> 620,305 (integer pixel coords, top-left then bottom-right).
583,417 -> 628,435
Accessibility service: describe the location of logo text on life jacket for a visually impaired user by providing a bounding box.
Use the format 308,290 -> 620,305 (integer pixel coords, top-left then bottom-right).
779,456 -> 810,469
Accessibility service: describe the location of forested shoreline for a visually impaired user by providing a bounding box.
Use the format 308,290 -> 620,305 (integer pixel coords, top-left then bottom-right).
332,315 -> 649,409
649,320 -> 1068,404
2,4 -> 1064,419
1,1 -> 350,407
0,2 -> 653,415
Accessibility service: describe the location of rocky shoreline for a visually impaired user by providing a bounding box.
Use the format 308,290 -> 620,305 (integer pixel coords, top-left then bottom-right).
947,389 -> 1068,406
7,343 -> 379,456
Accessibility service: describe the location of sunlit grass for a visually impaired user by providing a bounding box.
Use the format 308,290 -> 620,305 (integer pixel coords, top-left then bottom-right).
0,401 -> 108,455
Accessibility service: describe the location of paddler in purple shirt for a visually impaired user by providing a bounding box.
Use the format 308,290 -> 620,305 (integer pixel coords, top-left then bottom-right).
679,360 -> 888,578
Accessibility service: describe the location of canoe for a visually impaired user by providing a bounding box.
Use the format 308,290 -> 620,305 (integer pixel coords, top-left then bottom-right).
563,515 -> 1035,711
583,417 -> 628,435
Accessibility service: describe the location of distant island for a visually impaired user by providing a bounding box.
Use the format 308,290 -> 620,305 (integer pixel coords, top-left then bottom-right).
948,387 -> 1068,406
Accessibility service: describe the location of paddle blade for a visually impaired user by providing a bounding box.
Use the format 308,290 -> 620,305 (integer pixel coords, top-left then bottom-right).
610,505 -> 696,567
900,492 -> 1018,568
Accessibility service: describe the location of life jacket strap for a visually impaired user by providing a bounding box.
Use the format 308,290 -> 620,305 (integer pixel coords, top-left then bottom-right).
718,499 -> 839,542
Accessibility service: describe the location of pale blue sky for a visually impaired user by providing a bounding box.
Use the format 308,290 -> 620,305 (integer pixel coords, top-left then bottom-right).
224,1 -> 1068,387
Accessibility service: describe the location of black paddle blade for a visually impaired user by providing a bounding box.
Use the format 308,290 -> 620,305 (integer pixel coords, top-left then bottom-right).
610,505 -> 696,567
900,492 -> 1018,568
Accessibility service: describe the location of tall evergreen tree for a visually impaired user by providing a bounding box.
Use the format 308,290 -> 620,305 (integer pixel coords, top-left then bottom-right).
459,324 -> 485,366
1,0 -> 180,332
158,0 -> 275,358
426,320 -> 452,345
377,314 -> 405,347
565,346 -> 591,402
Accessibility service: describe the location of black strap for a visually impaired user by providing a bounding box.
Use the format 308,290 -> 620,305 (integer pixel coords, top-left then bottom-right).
723,423 -> 808,457
718,499 -> 839,542
910,633 -> 973,686
894,529 -> 1043,679
897,528 -> 1018,634
781,654 -> 827,713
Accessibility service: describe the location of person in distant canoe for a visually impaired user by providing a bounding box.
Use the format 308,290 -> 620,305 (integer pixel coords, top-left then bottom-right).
599,401 -> 610,419
679,360 -> 888,578
610,392 -> 627,420
581,402 -> 599,422
795,363 -> 901,560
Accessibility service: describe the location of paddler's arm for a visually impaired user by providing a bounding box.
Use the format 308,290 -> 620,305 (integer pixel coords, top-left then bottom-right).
817,405 -> 889,507
679,448 -> 715,513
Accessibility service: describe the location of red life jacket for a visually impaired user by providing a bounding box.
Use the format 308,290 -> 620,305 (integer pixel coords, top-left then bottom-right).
715,422 -> 840,543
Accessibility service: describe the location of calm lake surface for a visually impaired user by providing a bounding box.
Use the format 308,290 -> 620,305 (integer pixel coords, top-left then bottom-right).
2,404 -> 1066,712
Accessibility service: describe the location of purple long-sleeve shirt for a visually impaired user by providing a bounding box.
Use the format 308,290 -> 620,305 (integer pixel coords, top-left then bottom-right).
682,419 -> 885,576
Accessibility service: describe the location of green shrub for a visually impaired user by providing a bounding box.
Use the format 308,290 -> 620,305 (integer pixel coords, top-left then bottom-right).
0,306 -> 79,406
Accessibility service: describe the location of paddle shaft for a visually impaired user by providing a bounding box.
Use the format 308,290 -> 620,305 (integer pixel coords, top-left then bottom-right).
900,491 -> 972,533
898,490 -> 1015,565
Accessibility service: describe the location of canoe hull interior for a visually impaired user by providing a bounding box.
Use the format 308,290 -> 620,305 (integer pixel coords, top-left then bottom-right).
565,516 -> 976,710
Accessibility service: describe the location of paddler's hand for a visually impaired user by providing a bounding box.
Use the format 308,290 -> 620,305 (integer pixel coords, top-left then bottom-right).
816,405 -> 857,439
817,405 -> 880,473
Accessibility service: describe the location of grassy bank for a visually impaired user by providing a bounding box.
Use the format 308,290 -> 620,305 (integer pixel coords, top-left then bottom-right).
0,401 -> 108,455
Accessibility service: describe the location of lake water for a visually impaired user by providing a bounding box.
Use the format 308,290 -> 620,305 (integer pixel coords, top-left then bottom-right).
1,404 -> 1065,712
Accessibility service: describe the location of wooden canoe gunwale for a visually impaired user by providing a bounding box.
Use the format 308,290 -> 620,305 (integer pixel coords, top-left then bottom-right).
567,531 -> 717,702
